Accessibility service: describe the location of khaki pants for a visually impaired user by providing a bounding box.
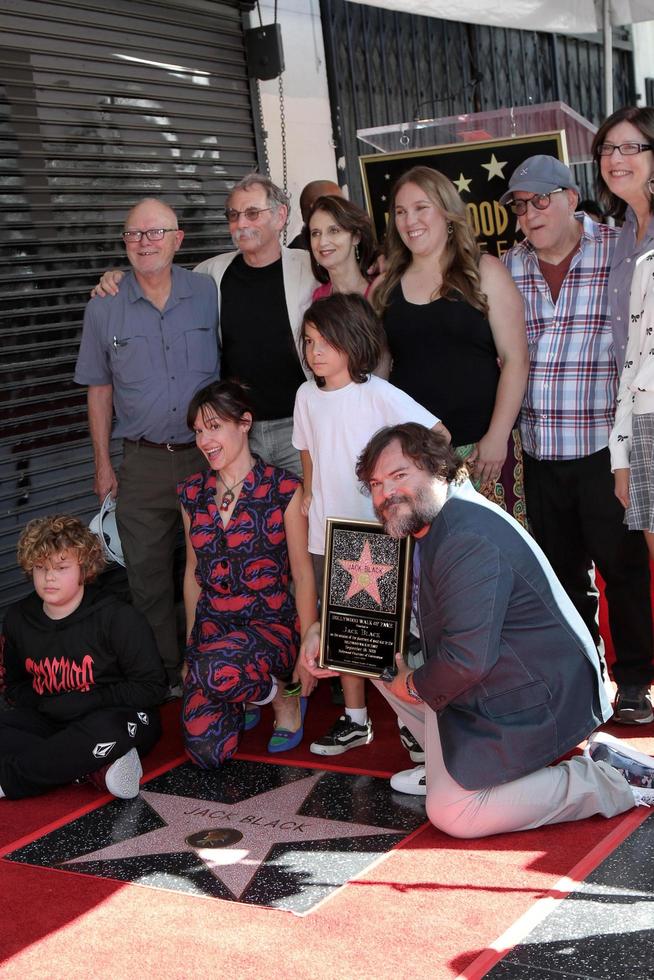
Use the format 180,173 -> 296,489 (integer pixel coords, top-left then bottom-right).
374,681 -> 634,839
249,416 -> 301,477
116,440 -> 205,684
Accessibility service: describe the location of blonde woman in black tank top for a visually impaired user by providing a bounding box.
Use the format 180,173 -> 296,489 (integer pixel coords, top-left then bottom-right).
372,166 -> 530,526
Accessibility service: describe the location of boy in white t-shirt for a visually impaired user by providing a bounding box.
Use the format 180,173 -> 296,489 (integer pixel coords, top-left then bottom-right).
292,292 -> 447,755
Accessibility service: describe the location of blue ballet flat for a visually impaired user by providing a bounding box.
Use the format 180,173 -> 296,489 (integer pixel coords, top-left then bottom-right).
267,697 -> 308,753
243,704 -> 261,731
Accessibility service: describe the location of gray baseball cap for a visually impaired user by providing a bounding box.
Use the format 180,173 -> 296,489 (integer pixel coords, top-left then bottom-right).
500,155 -> 580,206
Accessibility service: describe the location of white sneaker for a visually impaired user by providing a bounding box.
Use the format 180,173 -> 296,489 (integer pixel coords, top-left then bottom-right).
390,765 -> 426,796
104,748 -> 143,799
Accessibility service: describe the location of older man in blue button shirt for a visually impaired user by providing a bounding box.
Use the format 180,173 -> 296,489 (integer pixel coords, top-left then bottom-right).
75,198 -> 219,695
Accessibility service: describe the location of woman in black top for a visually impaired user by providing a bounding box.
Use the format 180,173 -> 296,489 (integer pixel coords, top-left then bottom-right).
373,166 -> 529,523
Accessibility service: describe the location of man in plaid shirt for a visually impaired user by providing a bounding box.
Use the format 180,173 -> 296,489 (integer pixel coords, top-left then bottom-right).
503,155 -> 653,724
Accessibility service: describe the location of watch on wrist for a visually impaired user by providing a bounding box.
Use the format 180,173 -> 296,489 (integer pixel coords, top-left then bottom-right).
405,671 -> 423,703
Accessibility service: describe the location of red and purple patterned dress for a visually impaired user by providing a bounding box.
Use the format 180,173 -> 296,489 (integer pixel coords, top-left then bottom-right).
178,459 -> 301,767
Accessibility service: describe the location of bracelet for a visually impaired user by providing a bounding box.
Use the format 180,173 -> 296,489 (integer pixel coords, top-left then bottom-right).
405,671 -> 423,703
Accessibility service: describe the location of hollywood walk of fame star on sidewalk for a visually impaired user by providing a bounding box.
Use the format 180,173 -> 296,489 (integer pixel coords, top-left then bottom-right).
64,773 -> 401,900
338,539 -> 394,606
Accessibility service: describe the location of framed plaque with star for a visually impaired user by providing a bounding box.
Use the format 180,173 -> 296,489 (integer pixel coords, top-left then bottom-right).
319,517 -> 413,678
359,130 -> 567,258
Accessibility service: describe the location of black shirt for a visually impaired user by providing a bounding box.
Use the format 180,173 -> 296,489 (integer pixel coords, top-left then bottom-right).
220,255 -> 305,420
384,284 -> 499,446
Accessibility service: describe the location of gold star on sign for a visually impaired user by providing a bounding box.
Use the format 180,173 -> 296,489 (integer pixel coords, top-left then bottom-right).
481,154 -> 508,181
453,173 -> 472,194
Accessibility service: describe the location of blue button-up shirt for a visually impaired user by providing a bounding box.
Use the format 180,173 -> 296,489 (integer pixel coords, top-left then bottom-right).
75,265 -> 219,443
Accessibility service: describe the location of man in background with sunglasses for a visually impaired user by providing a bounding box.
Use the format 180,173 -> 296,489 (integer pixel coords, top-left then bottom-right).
502,156 -> 653,726
75,198 -> 220,698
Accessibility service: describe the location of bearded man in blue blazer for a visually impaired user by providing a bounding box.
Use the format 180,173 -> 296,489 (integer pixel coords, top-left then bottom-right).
302,424 -> 654,837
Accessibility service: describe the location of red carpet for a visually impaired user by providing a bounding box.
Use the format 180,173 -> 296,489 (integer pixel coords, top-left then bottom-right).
1,680 -> 653,979
1,571 -> 653,979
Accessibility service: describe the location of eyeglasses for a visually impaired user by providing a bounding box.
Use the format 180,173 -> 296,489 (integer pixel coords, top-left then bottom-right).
224,206 -> 273,223
122,228 -> 177,243
507,188 -> 565,216
596,142 -> 654,157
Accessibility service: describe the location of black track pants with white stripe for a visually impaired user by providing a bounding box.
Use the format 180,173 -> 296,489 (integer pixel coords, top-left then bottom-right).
0,705 -> 161,798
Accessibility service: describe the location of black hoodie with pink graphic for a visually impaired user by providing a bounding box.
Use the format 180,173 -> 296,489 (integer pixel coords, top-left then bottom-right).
2,584 -> 166,721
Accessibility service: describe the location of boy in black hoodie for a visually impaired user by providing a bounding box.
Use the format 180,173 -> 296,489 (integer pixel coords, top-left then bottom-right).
0,515 -> 167,799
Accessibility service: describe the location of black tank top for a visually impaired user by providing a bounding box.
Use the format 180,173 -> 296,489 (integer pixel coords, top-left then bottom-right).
384,283 -> 500,446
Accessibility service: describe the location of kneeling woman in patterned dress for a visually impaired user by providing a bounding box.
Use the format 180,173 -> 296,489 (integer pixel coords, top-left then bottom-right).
178,380 -> 318,767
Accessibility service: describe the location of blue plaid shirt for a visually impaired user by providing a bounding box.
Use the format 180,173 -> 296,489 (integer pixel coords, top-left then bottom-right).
503,215 -> 619,460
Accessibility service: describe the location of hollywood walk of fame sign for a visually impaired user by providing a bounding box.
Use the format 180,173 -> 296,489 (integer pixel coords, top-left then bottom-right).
360,130 -> 568,258
319,518 -> 413,679
4,760 -> 426,915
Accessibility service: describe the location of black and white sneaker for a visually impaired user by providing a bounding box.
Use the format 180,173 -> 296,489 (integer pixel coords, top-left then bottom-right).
613,685 -> 654,725
399,725 -> 425,763
309,715 -> 373,755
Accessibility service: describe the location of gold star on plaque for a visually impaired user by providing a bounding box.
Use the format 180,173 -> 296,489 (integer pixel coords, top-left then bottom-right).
453,173 -> 472,194
481,154 -> 508,181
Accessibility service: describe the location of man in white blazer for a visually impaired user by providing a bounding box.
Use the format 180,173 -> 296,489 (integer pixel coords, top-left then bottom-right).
195,174 -> 316,475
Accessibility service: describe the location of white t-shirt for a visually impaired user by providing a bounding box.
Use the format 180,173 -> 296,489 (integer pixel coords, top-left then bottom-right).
292,374 -> 439,554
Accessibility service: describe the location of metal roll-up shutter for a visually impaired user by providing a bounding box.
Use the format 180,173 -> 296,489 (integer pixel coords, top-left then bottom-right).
1,0 -> 260,616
